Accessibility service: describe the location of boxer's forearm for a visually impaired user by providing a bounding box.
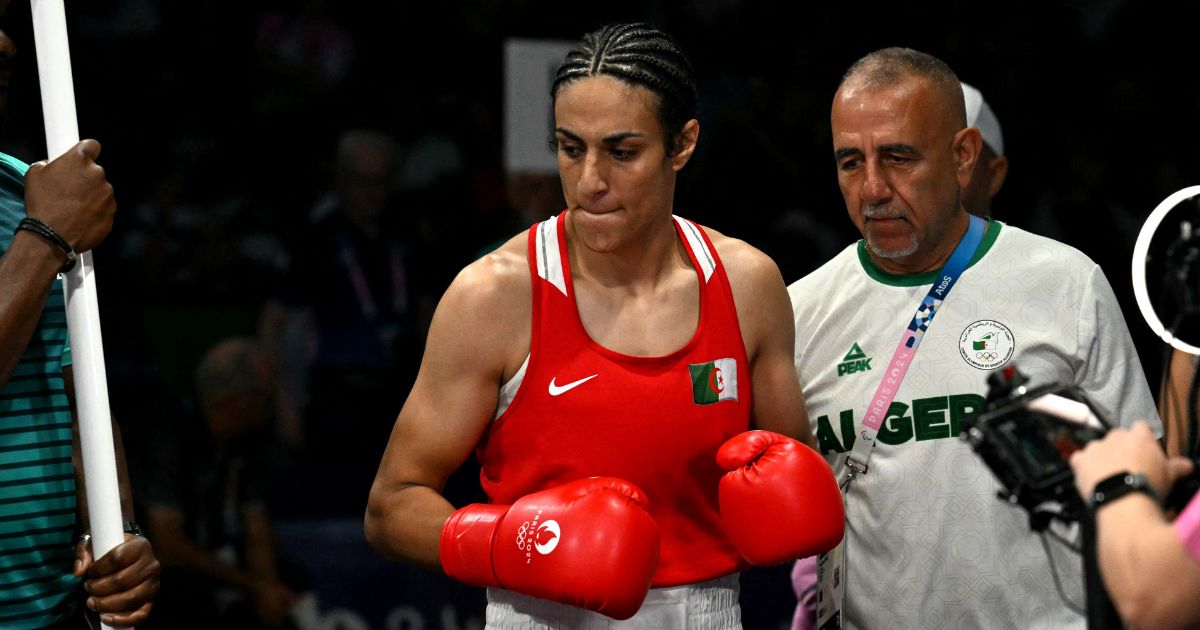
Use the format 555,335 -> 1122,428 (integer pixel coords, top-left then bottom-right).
365,482 -> 456,571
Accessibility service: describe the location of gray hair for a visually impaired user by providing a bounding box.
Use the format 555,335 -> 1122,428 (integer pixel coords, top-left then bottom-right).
841,47 -> 966,127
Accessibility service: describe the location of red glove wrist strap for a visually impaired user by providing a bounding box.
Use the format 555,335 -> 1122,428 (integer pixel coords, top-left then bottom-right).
440,503 -> 507,587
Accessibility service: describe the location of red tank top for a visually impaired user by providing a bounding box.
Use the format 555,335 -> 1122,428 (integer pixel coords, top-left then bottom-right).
478,212 -> 751,586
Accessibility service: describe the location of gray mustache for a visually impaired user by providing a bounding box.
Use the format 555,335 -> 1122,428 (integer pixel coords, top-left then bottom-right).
863,206 -> 905,220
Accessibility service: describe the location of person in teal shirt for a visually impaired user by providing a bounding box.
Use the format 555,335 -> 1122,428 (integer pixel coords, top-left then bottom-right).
0,1 -> 160,626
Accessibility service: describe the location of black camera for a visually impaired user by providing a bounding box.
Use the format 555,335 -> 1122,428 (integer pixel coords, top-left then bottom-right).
961,364 -> 1200,529
959,365 -> 1111,529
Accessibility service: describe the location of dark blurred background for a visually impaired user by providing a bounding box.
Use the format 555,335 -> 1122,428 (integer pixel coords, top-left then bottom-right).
0,1 -> 1195,628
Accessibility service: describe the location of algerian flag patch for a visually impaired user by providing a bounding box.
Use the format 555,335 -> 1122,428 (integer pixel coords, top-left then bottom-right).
689,358 -> 738,405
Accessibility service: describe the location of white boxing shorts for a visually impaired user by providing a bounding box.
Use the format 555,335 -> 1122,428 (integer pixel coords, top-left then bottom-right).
485,574 -> 741,629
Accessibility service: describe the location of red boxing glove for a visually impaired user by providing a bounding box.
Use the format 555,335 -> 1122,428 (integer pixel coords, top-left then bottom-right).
440,477 -> 659,620
717,430 -> 844,566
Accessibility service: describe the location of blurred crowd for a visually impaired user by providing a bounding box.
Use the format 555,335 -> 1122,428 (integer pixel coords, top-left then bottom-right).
0,1 -> 1195,627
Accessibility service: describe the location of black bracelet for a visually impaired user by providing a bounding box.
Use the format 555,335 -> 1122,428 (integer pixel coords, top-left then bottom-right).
77,522 -> 144,544
15,216 -> 77,272
1090,471 -> 1161,510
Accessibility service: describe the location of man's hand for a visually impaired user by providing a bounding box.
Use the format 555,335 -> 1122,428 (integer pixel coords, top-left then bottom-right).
74,533 -> 161,628
1070,420 -> 1194,499
24,138 -> 116,254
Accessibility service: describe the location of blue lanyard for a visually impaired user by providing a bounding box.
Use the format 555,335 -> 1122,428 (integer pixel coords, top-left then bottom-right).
847,213 -> 987,476
905,213 -> 986,345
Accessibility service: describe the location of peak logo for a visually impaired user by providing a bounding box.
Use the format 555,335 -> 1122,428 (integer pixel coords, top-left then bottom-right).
836,342 -> 872,377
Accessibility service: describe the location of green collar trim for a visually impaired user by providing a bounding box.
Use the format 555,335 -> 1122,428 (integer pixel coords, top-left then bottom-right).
857,219 -> 1003,287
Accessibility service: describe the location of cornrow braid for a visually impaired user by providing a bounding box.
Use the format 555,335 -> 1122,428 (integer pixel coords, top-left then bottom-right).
553,23 -> 698,154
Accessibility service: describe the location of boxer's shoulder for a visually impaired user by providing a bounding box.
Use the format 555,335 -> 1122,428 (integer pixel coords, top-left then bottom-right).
435,238 -> 532,368
455,235 -> 532,308
701,225 -> 784,289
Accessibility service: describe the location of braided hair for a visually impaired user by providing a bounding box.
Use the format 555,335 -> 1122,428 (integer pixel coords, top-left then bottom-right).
552,23 -> 698,154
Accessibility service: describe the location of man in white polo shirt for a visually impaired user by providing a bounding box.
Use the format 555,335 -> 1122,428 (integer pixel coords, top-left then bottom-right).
790,46 -> 1159,629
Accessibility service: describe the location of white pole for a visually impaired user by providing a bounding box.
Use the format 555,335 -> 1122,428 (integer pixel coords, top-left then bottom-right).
30,3 -> 125,629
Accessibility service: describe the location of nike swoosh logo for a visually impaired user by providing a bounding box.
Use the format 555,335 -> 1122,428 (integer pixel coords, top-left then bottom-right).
548,374 -> 599,396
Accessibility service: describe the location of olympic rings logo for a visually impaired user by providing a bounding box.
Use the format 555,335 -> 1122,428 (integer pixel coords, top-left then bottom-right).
976,351 -> 998,362
516,522 -> 529,549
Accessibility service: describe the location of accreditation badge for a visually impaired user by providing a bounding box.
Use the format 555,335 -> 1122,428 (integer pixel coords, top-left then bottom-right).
816,525 -> 845,629
817,456 -> 858,630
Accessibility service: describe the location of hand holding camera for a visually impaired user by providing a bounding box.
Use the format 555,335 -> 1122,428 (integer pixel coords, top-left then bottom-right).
960,364 -> 1200,525
1070,422 -> 1197,515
